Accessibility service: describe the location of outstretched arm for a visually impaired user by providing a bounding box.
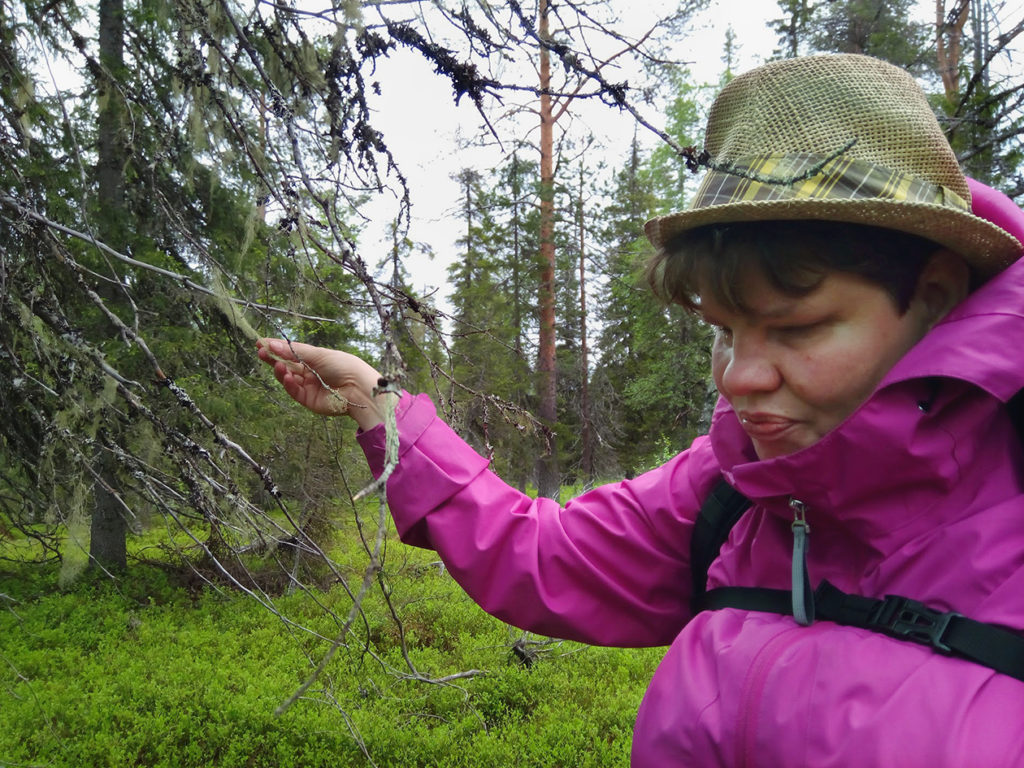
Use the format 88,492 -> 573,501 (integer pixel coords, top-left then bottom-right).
259,338 -> 714,646
256,338 -> 394,432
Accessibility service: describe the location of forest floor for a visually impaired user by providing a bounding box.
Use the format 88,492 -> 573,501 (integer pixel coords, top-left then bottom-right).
0,511 -> 661,768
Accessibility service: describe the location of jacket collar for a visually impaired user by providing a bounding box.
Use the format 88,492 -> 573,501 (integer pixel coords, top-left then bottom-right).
886,252 -> 1024,400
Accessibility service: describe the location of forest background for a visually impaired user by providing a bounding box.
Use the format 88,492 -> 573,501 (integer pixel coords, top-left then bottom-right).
2,1 -> 1023,766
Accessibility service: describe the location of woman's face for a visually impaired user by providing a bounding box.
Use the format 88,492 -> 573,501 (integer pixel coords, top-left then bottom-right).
700,266 -> 937,460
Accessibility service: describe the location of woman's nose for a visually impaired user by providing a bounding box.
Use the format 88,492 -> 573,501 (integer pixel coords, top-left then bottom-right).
715,336 -> 782,397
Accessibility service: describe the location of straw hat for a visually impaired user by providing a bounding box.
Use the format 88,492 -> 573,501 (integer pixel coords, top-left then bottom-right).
644,54 -> 1022,276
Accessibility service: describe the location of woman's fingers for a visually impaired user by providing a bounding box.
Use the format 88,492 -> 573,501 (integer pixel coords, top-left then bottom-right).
256,339 -> 386,428
257,338 -> 309,374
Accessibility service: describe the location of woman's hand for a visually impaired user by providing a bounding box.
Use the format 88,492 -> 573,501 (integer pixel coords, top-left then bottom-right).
256,338 -> 390,431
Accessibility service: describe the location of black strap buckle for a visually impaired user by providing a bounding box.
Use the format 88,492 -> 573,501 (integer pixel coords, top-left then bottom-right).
869,594 -> 962,654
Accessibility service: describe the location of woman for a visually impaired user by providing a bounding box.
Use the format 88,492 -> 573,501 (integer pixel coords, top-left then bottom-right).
259,55 -> 1024,766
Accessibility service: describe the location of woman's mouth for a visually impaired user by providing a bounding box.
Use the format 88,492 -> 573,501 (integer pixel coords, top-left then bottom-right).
738,412 -> 798,441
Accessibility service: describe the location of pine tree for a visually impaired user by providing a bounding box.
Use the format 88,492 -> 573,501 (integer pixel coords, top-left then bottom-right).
486,151 -> 544,489
0,0 -> 377,580
771,0 -> 816,58
803,0 -> 931,71
649,69 -> 709,215
934,0 -> 1024,190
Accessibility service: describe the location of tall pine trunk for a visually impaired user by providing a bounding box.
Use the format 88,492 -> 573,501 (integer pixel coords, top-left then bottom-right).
578,165 -> 593,480
536,0 -> 560,498
936,0 -> 969,100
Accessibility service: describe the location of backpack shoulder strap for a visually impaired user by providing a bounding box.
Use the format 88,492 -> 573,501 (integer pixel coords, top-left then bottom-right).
1007,387 -> 1024,448
701,581 -> 1024,684
690,478 -> 751,612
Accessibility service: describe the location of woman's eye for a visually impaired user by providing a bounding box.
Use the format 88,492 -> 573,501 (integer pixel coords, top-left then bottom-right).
712,324 -> 733,340
776,322 -> 820,339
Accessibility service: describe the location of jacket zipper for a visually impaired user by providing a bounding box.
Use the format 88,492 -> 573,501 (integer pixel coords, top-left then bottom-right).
789,497 -> 814,626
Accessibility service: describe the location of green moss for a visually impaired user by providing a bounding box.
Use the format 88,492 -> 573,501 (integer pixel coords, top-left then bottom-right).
0,516 -> 661,767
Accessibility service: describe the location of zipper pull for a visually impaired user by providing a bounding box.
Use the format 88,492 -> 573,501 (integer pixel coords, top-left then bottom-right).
790,498 -> 815,626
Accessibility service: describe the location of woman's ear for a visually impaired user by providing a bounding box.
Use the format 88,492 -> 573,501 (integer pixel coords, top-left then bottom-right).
913,249 -> 970,329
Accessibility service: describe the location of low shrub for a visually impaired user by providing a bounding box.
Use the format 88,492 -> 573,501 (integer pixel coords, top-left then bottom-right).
0,509 -> 661,767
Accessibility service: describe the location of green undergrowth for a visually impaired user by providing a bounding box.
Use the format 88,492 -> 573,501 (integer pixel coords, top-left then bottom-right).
0,513 -> 662,767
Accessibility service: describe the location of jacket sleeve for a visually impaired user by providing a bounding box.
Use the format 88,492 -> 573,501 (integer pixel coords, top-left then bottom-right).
357,392 -> 721,647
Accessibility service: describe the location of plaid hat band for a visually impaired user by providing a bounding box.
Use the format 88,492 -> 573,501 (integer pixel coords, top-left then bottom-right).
692,153 -> 970,213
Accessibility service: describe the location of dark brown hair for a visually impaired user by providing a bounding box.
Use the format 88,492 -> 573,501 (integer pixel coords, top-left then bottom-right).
646,220 -> 945,315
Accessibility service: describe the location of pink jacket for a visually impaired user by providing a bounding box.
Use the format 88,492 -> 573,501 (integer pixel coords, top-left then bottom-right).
358,183 -> 1024,766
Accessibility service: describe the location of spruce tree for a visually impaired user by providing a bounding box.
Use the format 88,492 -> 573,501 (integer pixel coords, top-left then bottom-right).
593,136 -> 713,476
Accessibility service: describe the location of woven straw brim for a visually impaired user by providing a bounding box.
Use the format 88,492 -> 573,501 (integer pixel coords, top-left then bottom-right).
645,197 -> 1022,278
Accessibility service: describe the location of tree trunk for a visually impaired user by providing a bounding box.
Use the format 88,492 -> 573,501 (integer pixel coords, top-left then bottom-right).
578,164 -> 593,480
91,451 -> 127,573
89,0 -> 128,574
511,152 -> 524,355
536,0 -> 560,499
936,0 -> 969,100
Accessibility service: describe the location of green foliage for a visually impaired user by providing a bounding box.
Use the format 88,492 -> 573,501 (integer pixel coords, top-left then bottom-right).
648,69 -> 707,215
930,21 -> 1024,190
0,0 -> 400,581
824,1 -> 927,67
445,156 -> 541,488
771,0 -> 930,70
592,130 -> 714,476
771,0 -> 815,58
